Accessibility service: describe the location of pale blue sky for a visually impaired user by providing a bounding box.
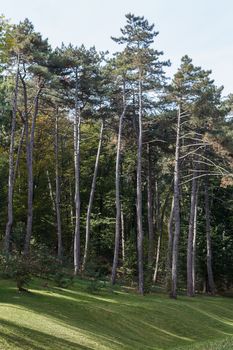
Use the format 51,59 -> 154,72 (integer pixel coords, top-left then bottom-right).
0,0 -> 232,95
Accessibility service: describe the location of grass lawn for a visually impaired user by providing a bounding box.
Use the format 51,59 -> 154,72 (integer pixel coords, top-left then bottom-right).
0,278 -> 233,349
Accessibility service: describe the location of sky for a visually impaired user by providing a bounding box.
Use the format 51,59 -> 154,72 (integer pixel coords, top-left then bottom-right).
0,0 -> 232,95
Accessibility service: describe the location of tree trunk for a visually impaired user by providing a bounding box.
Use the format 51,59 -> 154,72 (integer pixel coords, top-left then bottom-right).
13,124 -> 25,185
192,184 -> 198,294
153,190 -> 170,283
46,170 -> 56,212
170,106 -> 181,298
74,68 -> 81,275
55,108 -> 63,260
137,76 -> 144,295
121,204 -> 125,265
167,197 -> 174,279
82,119 -> 104,271
69,179 -> 74,230
187,166 -> 198,296
4,56 -> 20,254
147,143 -> 154,266
111,86 -> 126,284
204,175 -> 216,295
24,84 -> 42,255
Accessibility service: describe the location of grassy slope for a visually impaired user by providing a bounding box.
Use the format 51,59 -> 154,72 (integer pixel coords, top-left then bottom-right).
0,279 -> 233,350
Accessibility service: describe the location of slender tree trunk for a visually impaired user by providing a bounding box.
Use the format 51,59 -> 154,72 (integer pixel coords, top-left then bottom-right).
46,170 -> 56,212
55,109 -> 63,260
13,124 -> 25,185
153,190 -> 170,283
137,76 -> 144,295
24,84 -> 42,255
187,166 -> 198,296
111,86 -> 126,284
167,197 -> 174,278
82,119 -> 104,271
147,143 -> 154,265
170,106 -> 181,298
69,179 -> 74,230
204,175 -> 216,295
74,68 -> 81,274
4,56 -> 20,254
192,184 -> 198,293
121,204 -> 125,264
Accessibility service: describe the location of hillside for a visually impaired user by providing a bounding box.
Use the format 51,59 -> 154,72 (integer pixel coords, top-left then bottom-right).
0,279 -> 233,350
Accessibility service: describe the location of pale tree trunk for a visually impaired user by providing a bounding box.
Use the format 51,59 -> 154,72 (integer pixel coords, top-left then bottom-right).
55,108 -> 63,260
167,197 -> 174,279
147,143 -> 154,266
137,75 -> 144,295
111,83 -> 126,284
74,68 -> 81,275
4,56 -> 20,254
69,179 -> 74,230
24,83 -> 42,255
153,190 -> 170,283
13,124 -> 25,185
204,175 -> 216,295
192,184 -> 198,293
82,119 -> 104,271
121,204 -> 125,265
187,166 -> 198,296
170,105 -> 181,298
46,170 -> 56,212
69,179 -> 74,255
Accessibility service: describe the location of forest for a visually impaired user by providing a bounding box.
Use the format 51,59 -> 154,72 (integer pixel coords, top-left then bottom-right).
0,12 -> 233,350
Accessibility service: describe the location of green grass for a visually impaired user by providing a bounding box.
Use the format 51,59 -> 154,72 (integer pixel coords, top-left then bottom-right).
0,278 -> 233,349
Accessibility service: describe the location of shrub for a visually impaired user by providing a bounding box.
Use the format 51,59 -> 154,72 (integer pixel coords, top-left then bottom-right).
0,253 -> 34,291
85,279 -> 105,294
53,271 -> 73,288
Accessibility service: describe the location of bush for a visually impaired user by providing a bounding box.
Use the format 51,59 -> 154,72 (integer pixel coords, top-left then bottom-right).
32,244 -> 61,277
53,271 -> 73,288
85,279 -> 105,294
0,245 -> 76,291
85,256 -> 111,279
0,253 -> 34,291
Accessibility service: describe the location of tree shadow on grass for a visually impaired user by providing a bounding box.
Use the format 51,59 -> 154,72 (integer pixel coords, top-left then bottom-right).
1,281 -> 233,350
0,318 -> 93,350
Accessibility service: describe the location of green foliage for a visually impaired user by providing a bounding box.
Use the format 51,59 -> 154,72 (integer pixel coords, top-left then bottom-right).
0,13 -> 232,299
0,254 -> 33,291
85,279 -> 105,294
85,257 -> 111,279
143,265 -> 154,294
53,271 -> 73,288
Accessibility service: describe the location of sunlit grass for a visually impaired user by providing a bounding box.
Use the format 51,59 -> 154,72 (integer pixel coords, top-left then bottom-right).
0,278 -> 233,349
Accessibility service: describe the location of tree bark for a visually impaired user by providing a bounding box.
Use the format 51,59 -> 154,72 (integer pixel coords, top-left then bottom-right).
147,143 -> 154,266
24,81 -> 42,255
4,56 -> 20,254
111,85 -> 126,284
121,204 -> 125,265
153,190 -> 170,283
137,75 -> 144,295
187,166 -> 198,296
69,179 -> 74,230
74,68 -> 81,275
46,170 -> 56,212
13,124 -> 25,186
204,175 -> 216,295
170,106 -> 181,298
167,196 -> 174,274
55,108 -> 63,260
82,119 -> 104,271
192,184 -> 198,294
